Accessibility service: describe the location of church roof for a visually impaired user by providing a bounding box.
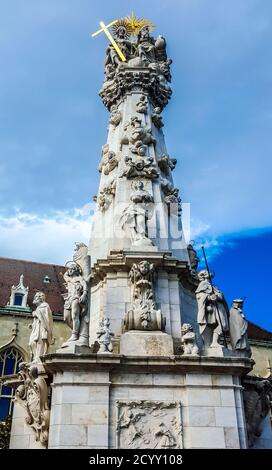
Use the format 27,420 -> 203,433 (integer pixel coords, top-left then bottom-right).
247,321 -> 272,342
0,256 -> 65,314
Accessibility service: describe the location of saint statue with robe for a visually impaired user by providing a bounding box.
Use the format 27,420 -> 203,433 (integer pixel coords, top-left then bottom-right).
29,291 -> 53,362
229,299 -> 251,356
196,270 -> 229,348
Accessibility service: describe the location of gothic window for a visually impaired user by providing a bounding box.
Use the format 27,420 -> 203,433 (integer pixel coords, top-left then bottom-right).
0,347 -> 24,421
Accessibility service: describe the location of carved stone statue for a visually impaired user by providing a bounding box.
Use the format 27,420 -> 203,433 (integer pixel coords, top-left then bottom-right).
120,116 -> 156,150
120,180 -> 154,247
187,242 -> 199,273
181,323 -> 199,355
62,243 -> 91,347
130,180 -> 154,204
196,270 -> 229,348
99,21 -> 172,111
136,95 -> 148,114
96,317 -> 114,353
243,379 -> 272,447
229,299 -> 251,356
105,25 -> 135,73
109,104 -> 122,128
160,177 -> 176,195
157,155 -> 176,175
14,363 -> 50,446
161,177 -> 182,214
152,107 -> 164,129
93,180 -> 116,211
122,155 -> 159,180
99,144 -> 119,175
130,140 -> 147,157
137,25 -> 157,65
124,260 -> 165,331
29,292 -> 53,363
136,28 -> 171,82
164,193 -> 182,213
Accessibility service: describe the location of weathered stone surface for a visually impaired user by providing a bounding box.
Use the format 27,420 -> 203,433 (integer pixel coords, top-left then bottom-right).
187,406 -> 216,427
188,426 -> 226,448
187,389 -> 221,407
120,331 -> 174,356
88,424 -> 109,447
186,373 -> 212,386
224,426 -> 240,449
214,407 -> 238,427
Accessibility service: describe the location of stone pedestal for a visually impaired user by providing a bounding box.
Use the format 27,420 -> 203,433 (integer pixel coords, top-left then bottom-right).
56,343 -> 92,354
39,352 -> 252,449
120,331 -> 174,356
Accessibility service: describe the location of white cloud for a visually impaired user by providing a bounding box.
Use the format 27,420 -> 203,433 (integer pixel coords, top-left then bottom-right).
0,205 -> 93,265
0,203 -> 238,266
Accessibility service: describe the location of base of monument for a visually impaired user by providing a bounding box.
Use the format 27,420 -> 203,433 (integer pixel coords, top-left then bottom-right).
56,342 -> 92,355
202,345 -> 239,358
130,244 -> 159,252
120,330 -> 174,356
9,352 -> 253,449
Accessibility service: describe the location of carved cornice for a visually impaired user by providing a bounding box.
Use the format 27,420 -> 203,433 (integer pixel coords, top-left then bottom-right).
43,353 -> 253,376
99,68 -> 172,111
91,250 -> 198,292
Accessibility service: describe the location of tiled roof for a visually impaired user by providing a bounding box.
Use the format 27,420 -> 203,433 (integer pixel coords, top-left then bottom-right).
247,321 -> 272,342
0,257 -> 65,314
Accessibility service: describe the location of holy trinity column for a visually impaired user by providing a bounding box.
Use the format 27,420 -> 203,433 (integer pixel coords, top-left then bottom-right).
89,18 -> 188,262
88,16 -> 197,351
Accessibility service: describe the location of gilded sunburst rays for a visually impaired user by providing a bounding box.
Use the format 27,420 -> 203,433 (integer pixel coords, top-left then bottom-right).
111,13 -> 155,39
111,19 -> 134,39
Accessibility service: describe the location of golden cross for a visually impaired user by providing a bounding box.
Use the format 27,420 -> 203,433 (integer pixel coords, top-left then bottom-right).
91,20 -> 126,62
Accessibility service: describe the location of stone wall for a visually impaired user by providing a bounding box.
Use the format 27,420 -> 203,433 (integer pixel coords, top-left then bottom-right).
250,343 -> 272,377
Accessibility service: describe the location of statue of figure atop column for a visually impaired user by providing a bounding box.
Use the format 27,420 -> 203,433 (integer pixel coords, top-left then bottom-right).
229,298 -> 251,356
196,269 -> 229,349
29,291 -> 53,363
94,15 -> 173,111
61,243 -> 91,350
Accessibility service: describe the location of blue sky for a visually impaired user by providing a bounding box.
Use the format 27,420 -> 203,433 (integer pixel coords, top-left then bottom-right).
0,1 -> 271,329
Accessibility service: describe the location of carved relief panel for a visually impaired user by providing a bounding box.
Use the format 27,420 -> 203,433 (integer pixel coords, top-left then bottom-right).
116,400 -> 182,449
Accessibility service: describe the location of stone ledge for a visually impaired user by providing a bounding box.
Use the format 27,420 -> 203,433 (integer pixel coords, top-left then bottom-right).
43,352 -> 253,376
